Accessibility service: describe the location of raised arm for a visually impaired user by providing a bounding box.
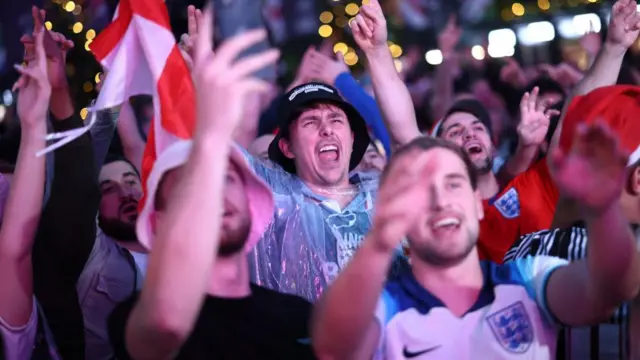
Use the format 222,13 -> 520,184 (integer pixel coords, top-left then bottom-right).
0,15 -> 49,327
499,87 -> 559,182
116,101 -> 146,170
179,5 -> 270,150
430,16 -> 461,121
550,0 -> 640,227
20,9 -> 101,278
313,150 -> 435,359
545,123 -> 640,326
548,0 -> 639,163
352,0 -> 420,146
125,10 -> 278,359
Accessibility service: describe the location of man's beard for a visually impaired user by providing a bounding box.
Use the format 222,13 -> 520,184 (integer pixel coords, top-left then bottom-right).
217,215 -> 252,257
98,215 -> 138,243
410,232 -> 477,267
472,156 -> 493,175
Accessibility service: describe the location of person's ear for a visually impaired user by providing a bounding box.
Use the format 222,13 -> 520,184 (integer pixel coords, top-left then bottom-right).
627,166 -> 640,196
279,138 -> 295,159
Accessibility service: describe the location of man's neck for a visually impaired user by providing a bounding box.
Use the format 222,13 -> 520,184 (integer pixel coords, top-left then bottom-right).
411,250 -> 484,317
208,253 -> 251,298
477,172 -> 500,200
302,177 -> 356,207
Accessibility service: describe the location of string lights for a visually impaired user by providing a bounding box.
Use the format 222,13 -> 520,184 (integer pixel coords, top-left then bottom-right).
333,42 -> 348,55
504,0 -> 600,20
315,0 -> 609,69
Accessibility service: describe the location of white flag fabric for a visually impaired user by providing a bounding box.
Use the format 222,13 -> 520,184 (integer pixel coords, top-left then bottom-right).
68,0 -> 195,212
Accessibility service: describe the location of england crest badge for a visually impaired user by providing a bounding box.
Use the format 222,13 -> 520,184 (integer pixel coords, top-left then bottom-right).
493,187 -> 520,219
486,301 -> 533,353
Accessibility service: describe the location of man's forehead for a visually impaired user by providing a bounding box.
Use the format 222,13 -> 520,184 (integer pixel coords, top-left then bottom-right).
159,160 -> 243,194
406,147 -> 468,175
99,160 -> 138,181
298,103 -> 346,117
442,112 -> 480,130
435,150 -> 470,179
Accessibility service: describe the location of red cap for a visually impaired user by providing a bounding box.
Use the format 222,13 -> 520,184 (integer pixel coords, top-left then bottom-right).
561,85 -> 640,166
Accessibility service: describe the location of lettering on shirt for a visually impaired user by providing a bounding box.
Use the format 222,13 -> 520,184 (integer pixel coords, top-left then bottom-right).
322,210 -> 370,283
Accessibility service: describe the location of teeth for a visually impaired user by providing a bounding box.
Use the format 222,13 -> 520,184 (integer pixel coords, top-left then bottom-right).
434,218 -> 460,228
320,145 -> 338,153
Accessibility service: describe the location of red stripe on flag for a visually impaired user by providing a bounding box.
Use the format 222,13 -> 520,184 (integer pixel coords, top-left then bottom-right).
138,47 -> 195,213
138,119 -> 157,212
129,0 -> 173,32
89,0 -> 133,61
157,47 -> 195,139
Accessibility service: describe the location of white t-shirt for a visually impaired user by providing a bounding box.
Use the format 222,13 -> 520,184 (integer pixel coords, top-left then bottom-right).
0,298 -> 60,360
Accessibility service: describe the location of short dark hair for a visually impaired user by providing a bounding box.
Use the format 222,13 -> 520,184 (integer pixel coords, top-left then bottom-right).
382,136 -> 478,190
103,153 -> 141,179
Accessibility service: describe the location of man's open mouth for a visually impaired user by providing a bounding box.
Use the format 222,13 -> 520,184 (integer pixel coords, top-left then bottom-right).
429,215 -> 462,237
318,144 -> 340,162
465,143 -> 483,155
120,202 -> 139,215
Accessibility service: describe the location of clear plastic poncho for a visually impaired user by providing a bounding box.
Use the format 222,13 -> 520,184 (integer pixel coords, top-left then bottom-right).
242,150 -> 408,302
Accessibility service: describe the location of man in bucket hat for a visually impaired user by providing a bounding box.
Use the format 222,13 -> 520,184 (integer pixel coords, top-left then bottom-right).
267,82 -> 371,175
247,81 -> 411,302
107,19 -> 314,358
175,4 -> 406,303
244,74 -> 409,301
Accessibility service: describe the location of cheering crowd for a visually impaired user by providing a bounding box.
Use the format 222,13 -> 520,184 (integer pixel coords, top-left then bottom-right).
0,0 -> 640,358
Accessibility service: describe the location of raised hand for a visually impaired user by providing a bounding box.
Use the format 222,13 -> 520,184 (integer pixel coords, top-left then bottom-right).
14,12 -> 51,129
500,58 -> 527,88
350,0 -> 388,53
288,46 -> 320,90
606,0 -> 640,51
192,6 -> 279,137
580,21 -> 602,56
517,87 -> 559,147
551,122 -> 628,216
317,39 -> 335,56
179,5 -> 204,69
438,15 -> 462,58
538,62 -> 584,89
370,151 -> 437,253
20,7 -> 72,90
307,50 -> 349,85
